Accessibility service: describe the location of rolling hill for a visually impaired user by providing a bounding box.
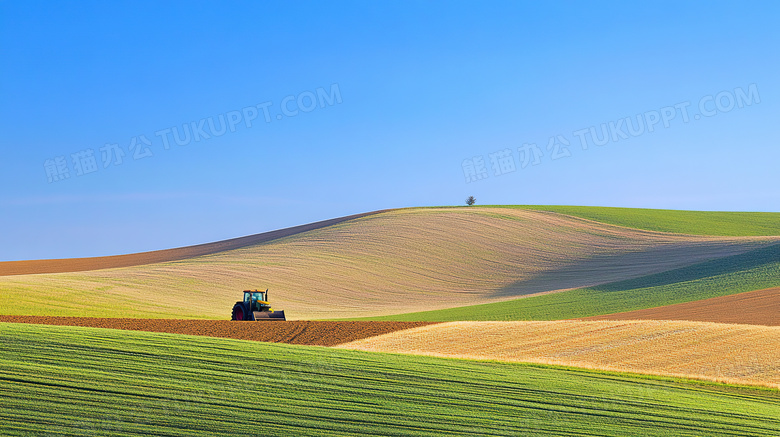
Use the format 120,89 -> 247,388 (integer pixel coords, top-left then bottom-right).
498,205 -> 780,236
1,207 -> 777,320
0,211 -> 385,275
362,242 -> 780,321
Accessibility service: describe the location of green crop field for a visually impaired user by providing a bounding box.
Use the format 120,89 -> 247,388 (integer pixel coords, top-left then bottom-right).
483,205 -> 780,236
1,323 -> 779,436
362,243 -> 780,322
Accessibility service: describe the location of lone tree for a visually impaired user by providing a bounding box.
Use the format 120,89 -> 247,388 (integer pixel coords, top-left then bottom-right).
466,196 -> 476,206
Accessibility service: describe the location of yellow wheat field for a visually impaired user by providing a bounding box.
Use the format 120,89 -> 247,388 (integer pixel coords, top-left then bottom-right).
1,208 -> 775,319
336,320 -> 780,388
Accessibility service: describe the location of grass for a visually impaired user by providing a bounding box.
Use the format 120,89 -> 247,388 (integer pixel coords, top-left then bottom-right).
2,323 -> 780,436
485,205 -> 780,236
4,207 -> 770,320
359,243 -> 780,321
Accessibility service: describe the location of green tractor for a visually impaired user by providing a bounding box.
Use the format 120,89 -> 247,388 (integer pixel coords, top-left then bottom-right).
231,289 -> 286,321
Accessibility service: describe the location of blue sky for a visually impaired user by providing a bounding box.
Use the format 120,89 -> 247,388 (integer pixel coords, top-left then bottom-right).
1,1 -> 778,261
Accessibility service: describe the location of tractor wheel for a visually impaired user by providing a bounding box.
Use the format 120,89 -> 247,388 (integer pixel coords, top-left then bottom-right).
232,304 -> 245,321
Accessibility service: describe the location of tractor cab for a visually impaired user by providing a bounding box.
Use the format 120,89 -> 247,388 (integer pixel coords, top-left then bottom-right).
243,290 -> 271,311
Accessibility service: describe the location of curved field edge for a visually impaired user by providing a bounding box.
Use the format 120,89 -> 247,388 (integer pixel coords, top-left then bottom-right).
2,324 -> 779,437
484,205 -> 780,236
356,243 -> 780,322
336,320 -> 780,388
1,205 -> 776,275
2,205 -> 777,276
584,287 -> 780,326
0,210 -> 387,275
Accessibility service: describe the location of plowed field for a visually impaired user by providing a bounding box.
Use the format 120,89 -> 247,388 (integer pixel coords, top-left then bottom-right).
0,211 -> 384,276
584,287 -> 780,326
0,316 -> 433,346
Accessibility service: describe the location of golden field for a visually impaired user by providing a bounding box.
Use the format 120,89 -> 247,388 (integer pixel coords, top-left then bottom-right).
336,319 -> 780,388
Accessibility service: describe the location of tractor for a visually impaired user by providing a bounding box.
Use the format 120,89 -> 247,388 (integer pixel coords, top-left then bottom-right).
231,289 -> 286,321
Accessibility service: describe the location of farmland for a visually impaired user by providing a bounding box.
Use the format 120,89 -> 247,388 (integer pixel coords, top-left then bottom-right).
2,206 -> 780,435
494,206 -> 780,236
0,316 -> 434,346
4,315 -> 778,388
585,286 -> 780,326
1,207 -> 776,320
0,211 -> 385,276
2,323 -> 780,436
363,242 -> 780,321
337,320 -> 780,388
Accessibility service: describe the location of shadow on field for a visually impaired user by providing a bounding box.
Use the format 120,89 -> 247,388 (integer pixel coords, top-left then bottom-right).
491,242 -> 780,298
591,243 -> 780,292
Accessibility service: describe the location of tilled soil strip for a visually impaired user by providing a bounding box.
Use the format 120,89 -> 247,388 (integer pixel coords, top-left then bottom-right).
0,316 -> 435,346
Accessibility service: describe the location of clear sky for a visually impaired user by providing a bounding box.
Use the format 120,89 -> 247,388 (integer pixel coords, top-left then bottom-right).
1,1 -> 778,261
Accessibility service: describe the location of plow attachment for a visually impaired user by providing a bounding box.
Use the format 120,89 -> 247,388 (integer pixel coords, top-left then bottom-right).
253,310 -> 286,321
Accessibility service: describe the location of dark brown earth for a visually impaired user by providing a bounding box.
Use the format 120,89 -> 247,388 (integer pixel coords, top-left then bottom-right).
584,287 -> 780,326
0,210 -> 387,276
0,316 -> 435,346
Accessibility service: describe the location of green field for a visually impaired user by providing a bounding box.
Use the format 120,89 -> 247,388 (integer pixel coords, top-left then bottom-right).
482,205 -> 780,236
2,323 -> 779,436
361,243 -> 780,322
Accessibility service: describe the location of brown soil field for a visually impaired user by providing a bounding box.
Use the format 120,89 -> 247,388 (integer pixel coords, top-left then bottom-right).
0,316 -> 433,347
0,210 -> 386,276
584,287 -> 780,326
336,320 -> 780,388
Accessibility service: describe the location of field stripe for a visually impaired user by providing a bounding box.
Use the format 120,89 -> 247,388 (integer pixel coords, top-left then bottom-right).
0,317 -> 435,346
336,320 -> 780,388
496,205 -> 780,236
584,287 -> 780,326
